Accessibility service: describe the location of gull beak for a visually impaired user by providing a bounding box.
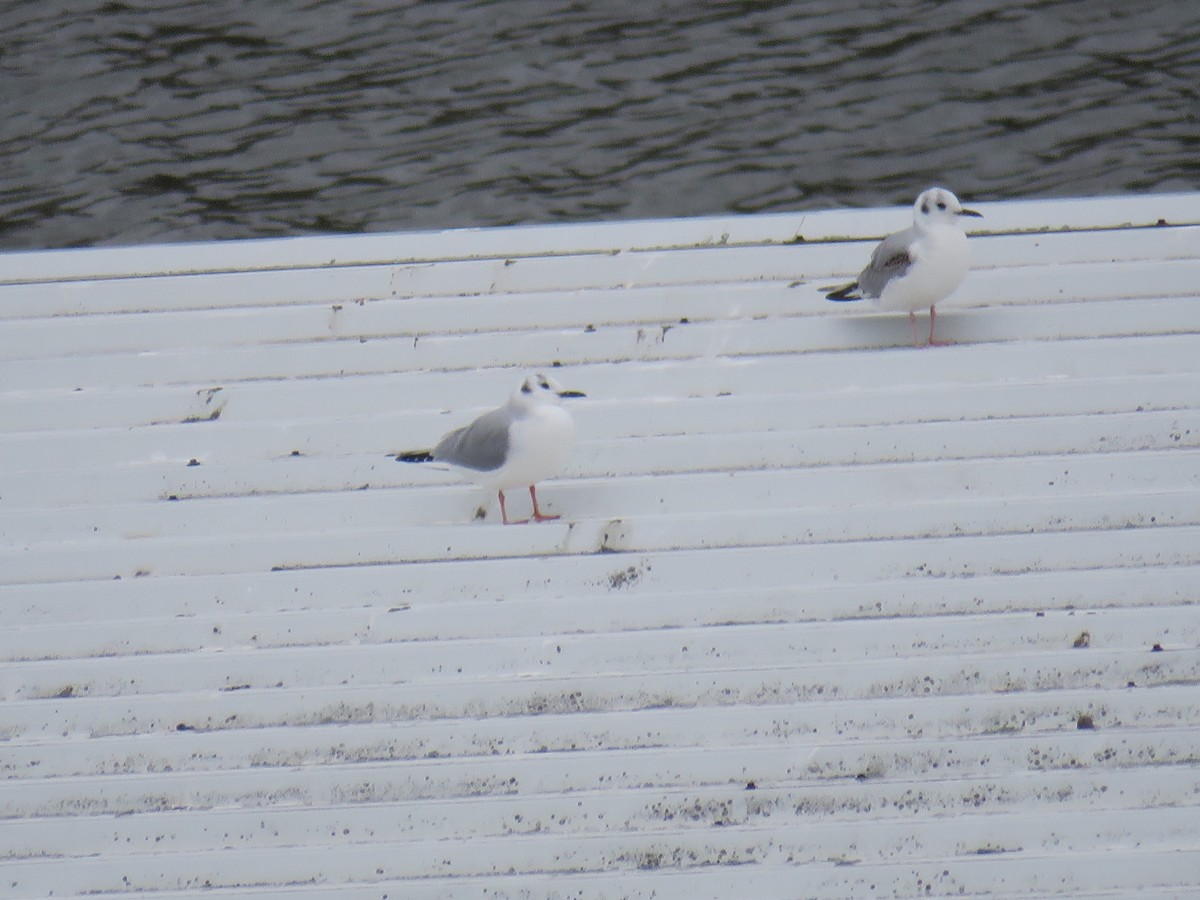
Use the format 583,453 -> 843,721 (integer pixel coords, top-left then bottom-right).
558,389 -> 587,399
959,207 -> 983,218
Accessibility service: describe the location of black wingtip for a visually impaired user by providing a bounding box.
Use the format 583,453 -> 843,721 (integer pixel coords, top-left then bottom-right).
395,450 -> 434,463
825,282 -> 862,302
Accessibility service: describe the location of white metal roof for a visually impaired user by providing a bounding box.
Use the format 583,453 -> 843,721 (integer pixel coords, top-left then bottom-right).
2,192 -> 1199,898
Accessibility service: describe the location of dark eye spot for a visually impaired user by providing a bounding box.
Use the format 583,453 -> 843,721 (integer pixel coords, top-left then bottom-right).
936,201 -> 947,210
920,202 -> 929,214
520,382 -> 532,394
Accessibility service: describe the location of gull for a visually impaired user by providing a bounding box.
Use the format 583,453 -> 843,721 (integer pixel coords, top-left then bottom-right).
397,372 -> 586,524
826,187 -> 982,347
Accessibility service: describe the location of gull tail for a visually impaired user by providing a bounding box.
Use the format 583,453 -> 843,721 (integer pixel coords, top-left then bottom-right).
825,281 -> 863,302
395,450 -> 434,463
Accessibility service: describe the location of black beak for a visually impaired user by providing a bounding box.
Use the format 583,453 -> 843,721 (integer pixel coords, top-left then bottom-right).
558,390 -> 587,399
959,208 -> 983,218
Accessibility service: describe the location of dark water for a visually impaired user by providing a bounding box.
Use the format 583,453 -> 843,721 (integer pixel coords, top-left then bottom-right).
2,0 -> 1198,250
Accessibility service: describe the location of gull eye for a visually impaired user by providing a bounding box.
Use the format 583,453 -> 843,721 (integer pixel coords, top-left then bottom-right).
521,381 -> 533,394
920,202 -> 929,214
936,200 -> 947,211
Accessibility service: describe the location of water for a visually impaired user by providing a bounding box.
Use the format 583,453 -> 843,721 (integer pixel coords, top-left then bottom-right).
2,0 -> 1197,250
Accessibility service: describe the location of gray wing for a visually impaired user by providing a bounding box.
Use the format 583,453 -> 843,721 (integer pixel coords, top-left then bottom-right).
431,407 -> 511,471
856,227 -> 915,298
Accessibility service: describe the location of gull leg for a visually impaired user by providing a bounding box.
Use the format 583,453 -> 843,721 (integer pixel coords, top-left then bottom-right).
498,490 -> 528,525
927,305 -> 953,346
529,485 -> 561,522
908,311 -> 922,348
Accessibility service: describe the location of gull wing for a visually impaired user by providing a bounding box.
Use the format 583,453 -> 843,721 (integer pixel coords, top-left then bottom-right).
857,227 -> 915,298
432,407 -> 511,472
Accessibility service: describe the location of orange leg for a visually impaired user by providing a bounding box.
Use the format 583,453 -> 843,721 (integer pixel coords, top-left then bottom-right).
927,305 -> 953,346
497,489 -> 528,525
529,485 -> 560,522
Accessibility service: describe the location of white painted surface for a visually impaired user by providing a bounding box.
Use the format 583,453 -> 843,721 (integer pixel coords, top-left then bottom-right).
1,193 -> 1198,898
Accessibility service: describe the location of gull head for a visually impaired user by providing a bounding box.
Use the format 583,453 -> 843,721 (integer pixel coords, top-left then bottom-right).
510,372 -> 586,410
913,187 -> 982,231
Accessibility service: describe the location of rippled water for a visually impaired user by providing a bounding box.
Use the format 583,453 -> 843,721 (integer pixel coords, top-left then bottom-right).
2,0 -> 1198,249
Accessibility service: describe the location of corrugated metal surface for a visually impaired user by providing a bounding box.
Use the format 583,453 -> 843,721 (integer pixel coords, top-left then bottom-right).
2,193 -> 1199,898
